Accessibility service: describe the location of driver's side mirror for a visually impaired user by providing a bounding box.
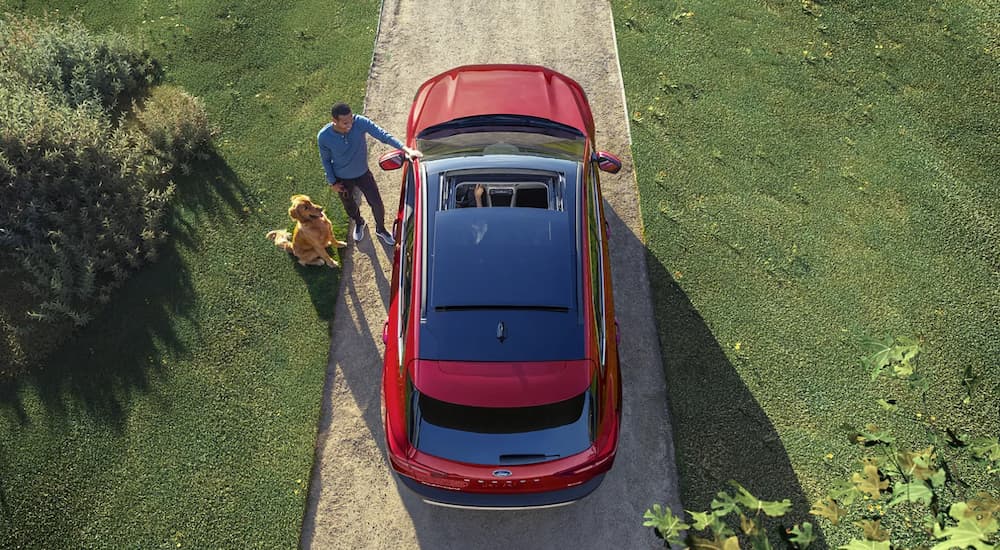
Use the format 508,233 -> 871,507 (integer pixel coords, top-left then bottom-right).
378,150 -> 406,171
594,151 -> 623,174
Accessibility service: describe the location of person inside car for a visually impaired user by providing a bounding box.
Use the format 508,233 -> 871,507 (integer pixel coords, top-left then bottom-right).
456,184 -> 487,208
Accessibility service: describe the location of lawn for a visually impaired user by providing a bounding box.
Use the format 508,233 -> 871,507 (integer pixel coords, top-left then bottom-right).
2,0 -> 996,547
612,0 -> 998,545
0,1 -> 379,547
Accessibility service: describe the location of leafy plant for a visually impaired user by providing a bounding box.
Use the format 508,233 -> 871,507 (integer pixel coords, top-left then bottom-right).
644,504 -> 690,547
932,500 -> 999,550
861,336 -> 920,382
645,482 -> 798,549
133,84 -> 217,171
648,437 -> 998,550
806,337 -> 999,549
0,81 -> 173,330
0,15 -> 219,372
0,14 -> 161,111
646,336 -> 998,548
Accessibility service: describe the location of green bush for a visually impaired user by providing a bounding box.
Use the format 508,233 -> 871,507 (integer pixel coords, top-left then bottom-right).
134,84 -> 216,170
0,79 -> 173,331
0,14 -> 160,111
0,14 -> 217,369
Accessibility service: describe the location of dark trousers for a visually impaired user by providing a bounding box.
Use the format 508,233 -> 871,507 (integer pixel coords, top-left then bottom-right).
335,170 -> 386,231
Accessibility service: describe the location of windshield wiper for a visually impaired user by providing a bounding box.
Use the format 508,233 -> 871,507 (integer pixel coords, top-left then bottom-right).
419,115 -> 583,139
498,453 -> 561,465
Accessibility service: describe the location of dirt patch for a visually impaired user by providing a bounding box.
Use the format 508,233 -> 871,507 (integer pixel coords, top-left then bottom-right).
301,1 -> 682,548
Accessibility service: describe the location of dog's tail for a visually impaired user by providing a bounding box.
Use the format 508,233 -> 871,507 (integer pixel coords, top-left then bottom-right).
266,230 -> 294,253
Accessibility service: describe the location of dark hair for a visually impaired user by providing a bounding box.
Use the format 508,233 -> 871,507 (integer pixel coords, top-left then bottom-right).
331,103 -> 352,118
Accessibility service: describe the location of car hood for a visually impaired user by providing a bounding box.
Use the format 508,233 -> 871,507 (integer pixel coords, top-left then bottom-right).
407,65 -> 596,140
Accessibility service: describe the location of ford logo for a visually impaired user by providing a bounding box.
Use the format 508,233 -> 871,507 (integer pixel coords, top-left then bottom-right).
492,469 -> 513,478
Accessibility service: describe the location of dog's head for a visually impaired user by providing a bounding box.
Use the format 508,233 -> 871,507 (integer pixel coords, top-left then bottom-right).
289,194 -> 326,222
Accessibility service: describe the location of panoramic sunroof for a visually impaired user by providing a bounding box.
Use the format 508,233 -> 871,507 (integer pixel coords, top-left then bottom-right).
429,207 -> 575,311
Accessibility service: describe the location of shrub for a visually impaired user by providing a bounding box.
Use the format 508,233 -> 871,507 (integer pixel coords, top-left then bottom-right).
0,79 -> 173,331
134,84 -> 216,170
0,14 -> 217,371
0,14 -> 160,112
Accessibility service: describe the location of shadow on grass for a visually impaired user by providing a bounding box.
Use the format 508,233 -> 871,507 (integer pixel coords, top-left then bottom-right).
293,258 -> 343,323
642,241 -> 826,545
170,153 -> 262,230
0,241 -> 195,432
0,151 -> 251,431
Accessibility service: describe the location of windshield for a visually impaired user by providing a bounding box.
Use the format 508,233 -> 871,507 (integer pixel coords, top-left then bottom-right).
413,390 -> 593,465
416,115 -> 585,161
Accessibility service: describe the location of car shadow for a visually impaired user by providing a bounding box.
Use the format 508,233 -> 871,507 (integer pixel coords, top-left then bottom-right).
632,208 -> 827,545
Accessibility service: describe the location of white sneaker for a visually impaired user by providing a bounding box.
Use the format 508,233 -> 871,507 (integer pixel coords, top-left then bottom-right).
352,221 -> 367,242
375,228 -> 396,246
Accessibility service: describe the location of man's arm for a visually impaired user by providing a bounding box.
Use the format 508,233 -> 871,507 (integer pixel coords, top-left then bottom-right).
317,133 -> 343,189
355,115 -> 423,158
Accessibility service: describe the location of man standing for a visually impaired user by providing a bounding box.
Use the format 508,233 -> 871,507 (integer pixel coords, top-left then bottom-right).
318,103 -> 421,245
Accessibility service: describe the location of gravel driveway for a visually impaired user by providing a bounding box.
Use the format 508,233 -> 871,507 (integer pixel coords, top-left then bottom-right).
301,1 -> 682,548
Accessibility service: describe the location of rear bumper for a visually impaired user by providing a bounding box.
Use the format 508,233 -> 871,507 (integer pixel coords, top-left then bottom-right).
398,472 -> 606,510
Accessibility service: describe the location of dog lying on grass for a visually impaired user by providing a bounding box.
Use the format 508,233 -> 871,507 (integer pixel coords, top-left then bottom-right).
266,194 -> 347,268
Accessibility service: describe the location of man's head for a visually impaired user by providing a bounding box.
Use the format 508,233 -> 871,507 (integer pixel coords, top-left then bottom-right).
331,103 -> 354,133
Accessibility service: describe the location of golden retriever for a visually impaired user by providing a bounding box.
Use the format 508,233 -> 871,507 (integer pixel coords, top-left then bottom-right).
266,194 -> 346,268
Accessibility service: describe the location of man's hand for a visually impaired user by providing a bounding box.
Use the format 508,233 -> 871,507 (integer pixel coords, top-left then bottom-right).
402,146 -> 423,159
330,182 -> 346,192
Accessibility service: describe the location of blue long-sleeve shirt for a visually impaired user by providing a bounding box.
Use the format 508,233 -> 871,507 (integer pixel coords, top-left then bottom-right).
317,114 -> 404,182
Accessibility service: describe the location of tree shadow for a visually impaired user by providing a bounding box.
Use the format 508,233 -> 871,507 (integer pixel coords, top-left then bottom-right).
0,215 -> 196,433
0,151 -> 250,431
168,153 -> 264,238
641,230 -> 827,545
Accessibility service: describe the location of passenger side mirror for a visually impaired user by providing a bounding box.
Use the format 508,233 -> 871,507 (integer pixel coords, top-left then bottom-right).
378,150 -> 406,171
595,151 -> 622,174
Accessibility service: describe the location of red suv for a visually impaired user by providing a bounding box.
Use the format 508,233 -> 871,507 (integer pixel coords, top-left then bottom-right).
379,65 -> 623,509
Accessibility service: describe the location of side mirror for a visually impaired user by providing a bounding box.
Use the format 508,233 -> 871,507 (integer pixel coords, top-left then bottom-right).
595,151 -> 622,174
378,150 -> 406,171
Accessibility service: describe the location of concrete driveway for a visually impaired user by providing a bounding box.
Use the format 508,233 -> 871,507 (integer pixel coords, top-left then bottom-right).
302,1 -> 682,548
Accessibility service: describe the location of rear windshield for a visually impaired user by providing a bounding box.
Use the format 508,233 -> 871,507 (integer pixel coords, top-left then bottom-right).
412,391 -> 593,465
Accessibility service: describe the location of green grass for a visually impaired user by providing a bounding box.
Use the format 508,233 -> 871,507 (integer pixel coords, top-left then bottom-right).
3,1 -> 996,546
0,1 -> 379,547
613,0 -> 998,544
